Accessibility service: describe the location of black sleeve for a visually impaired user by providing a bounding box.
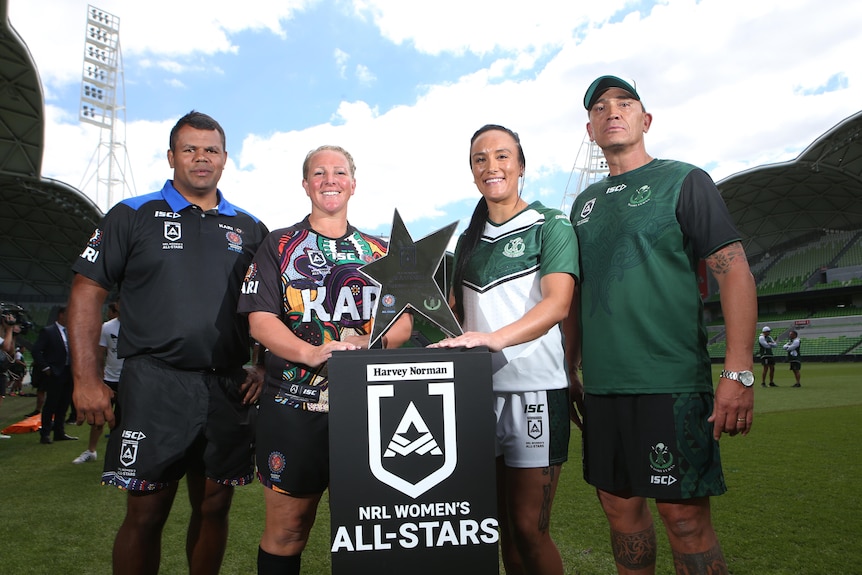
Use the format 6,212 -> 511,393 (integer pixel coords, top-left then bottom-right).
676,168 -> 741,259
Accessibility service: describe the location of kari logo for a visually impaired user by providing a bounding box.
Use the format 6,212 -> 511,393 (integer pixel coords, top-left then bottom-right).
268,451 -> 285,474
226,231 -> 242,245
164,222 -> 182,242
87,229 -> 103,247
367,382 -> 457,499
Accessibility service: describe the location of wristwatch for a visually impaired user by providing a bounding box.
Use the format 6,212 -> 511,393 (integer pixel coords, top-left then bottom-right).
720,369 -> 755,387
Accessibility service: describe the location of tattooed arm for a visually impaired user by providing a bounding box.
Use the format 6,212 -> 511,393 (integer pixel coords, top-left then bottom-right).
705,241 -> 757,439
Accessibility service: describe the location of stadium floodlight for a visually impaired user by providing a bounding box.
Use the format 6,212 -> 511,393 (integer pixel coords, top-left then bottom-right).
559,132 -> 609,215
79,6 -> 119,130
77,5 -> 136,212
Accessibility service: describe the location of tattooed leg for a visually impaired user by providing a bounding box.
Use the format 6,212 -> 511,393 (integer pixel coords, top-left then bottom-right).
672,543 -> 728,575
611,524 -> 657,572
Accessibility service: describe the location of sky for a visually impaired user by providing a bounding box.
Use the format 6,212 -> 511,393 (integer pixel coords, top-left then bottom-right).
7,0 -> 861,244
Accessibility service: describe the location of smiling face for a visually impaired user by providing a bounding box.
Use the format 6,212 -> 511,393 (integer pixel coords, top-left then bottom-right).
302,148 -> 356,217
469,129 -> 524,206
167,125 -> 227,203
586,87 -> 652,152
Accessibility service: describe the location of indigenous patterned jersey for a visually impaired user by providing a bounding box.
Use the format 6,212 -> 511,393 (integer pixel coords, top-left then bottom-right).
570,159 -> 739,395
456,201 -> 578,393
238,216 -> 387,412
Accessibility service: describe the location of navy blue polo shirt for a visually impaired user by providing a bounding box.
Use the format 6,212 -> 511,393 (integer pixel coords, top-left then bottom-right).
72,180 -> 268,370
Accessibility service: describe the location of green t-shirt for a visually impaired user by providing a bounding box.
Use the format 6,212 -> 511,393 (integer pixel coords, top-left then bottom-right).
455,201 -> 578,392
570,159 -> 739,394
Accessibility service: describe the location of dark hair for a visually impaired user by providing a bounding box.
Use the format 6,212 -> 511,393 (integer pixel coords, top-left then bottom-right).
169,110 -> 226,152
452,124 -> 526,320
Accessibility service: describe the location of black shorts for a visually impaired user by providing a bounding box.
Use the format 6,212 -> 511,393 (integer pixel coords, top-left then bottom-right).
582,393 -> 726,500
760,356 -> 776,366
101,355 -> 256,492
256,396 -> 330,495
789,361 -> 801,371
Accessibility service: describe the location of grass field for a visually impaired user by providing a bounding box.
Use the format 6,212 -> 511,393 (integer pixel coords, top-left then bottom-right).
1,362 -> 860,574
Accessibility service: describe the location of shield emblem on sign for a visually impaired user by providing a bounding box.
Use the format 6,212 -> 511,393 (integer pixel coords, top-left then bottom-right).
367,382 -> 457,499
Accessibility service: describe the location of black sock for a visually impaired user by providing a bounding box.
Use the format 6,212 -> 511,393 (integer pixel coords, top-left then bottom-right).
257,547 -> 301,575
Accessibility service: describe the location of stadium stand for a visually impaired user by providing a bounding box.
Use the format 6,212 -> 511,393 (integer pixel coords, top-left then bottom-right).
1,0 -> 860,360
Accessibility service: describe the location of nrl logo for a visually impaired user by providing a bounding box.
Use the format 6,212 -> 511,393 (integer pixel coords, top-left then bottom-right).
164,222 -> 182,242
120,439 -> 139,467
367,382 -> 457,499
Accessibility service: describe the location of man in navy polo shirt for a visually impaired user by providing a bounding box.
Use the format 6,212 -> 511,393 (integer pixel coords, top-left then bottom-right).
68,111 -> 268,575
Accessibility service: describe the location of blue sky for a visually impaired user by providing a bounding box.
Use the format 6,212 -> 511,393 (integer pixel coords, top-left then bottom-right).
8,0 -> 861,243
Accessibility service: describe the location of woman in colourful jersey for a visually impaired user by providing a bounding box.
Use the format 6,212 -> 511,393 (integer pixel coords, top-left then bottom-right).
431,125 -> 579,575
238,145 -> 412,575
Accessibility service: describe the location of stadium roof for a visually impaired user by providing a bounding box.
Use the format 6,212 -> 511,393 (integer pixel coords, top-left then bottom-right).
0,0 -> 860,305
0,0 -> 102,304
717,110 -> 862,260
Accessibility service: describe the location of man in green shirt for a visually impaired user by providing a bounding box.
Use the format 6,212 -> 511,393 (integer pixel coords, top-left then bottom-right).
564,76 -> 758,575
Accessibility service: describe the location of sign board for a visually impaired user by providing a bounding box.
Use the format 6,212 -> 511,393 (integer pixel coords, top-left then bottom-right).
328,346 -> 499,575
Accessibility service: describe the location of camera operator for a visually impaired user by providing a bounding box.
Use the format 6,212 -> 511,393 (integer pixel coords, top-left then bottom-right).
1,308 -> 23,439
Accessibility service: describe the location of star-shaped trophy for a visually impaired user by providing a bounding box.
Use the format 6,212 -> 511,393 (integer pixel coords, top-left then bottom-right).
360,209 -> 463,348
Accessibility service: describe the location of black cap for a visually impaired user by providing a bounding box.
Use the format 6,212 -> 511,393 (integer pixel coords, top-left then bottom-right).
584,75 -> 640,110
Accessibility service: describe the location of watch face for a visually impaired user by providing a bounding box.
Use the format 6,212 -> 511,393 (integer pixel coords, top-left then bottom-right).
739,371 -> 755,386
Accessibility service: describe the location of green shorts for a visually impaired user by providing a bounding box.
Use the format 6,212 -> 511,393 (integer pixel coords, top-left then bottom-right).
582,392 -> 726,499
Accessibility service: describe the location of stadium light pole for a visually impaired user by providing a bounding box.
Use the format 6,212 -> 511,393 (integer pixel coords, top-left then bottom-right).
560,132 -> 609,215
78,4 -> 136,212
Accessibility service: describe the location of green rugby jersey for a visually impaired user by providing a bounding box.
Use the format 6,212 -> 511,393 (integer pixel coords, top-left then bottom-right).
570,159 -> 738,395
456,201 -> 578,393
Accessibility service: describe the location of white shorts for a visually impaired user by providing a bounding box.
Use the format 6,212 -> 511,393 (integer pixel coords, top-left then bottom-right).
493,388 -> 569,468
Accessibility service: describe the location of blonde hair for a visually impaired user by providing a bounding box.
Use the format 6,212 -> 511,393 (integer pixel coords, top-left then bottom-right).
302,145 -> 356,180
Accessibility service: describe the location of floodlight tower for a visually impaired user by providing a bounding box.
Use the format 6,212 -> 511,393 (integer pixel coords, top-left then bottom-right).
78,4 -> 136,212
560,131 -> 609,215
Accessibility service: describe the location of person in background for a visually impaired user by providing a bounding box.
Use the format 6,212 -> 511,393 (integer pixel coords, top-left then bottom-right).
431,124 -> 577,575
67,110 -> 268,575
1,310 -> 23,439
564,75 -> 757,575
73,300 -> 122,464
783,330 -> 802,387
758,326 -> 778,387
238,145 -> 412,575
31,306 -> 77,444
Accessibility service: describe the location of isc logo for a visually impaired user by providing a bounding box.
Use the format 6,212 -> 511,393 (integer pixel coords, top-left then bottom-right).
122,430 -> 147,440
650,475 -> 678,486
524,404 -> 544,413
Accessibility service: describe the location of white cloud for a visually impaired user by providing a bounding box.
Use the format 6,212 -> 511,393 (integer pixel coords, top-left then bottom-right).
351,0 -> 627,55
9,0 -> 315,87
334,48 -> 350,78
10,0 -> 862,236
355,64 -> 376,86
